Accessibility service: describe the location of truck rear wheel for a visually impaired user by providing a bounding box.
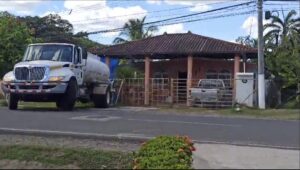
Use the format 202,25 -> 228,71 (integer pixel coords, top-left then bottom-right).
8,94 -> 18,110
57,79 -> 77,111
93,89 -> 110,108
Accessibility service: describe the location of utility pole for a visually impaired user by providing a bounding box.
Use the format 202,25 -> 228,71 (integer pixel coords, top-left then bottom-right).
257,0 -> 266,109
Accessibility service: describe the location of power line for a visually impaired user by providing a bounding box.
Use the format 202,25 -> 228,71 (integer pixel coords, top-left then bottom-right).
144,1 -> 255,26
74,3 -> 255,26
87,10 -> 256,35
68,0 -> 240,24
86,1 -> 255,35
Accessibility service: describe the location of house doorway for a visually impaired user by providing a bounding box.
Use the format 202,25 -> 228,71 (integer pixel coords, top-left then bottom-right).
177,72 -> 187,102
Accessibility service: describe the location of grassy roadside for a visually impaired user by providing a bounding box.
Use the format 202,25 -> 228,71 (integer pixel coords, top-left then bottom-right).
160,106 -> 300,120
0,99 -> 93,110
0,145 -> 133,169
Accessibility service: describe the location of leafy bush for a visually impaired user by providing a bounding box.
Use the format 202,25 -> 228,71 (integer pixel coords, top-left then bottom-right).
116,65 -> 143,79
133,136 -> 195,169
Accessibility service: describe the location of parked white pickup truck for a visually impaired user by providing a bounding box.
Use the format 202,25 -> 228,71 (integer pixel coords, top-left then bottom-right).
1,43 -> 112,110
190,79 -> 226,104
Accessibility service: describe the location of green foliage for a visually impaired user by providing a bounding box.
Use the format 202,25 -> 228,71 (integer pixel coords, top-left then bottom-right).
113,16 -> 158,44
235,35 -> 257,48
116,65 -> 143,79
0,145 -> 133,169
73,37 -> 105,52
263,10 -> 300,106
0,13 -> 33,77
133,136 -> 195,169
18,14 -> 73,39
265,37 -> 300,88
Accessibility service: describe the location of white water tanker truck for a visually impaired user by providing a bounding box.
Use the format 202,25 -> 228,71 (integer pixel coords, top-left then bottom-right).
1,43 -> 112,110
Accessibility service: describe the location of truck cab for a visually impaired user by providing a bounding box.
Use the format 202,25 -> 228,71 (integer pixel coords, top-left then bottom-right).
1,43 -> 111,110
190,79 -> 226,105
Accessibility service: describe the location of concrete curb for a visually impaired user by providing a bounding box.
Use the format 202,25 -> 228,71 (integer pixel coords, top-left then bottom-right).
0,127 -> 299,150
0,128 -> 152,144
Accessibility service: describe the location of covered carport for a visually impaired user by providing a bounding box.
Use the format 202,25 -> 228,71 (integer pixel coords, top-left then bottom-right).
100,32 -> 257,106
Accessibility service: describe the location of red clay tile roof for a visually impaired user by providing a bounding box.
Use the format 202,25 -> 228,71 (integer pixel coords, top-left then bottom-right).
99,33 -> 257,59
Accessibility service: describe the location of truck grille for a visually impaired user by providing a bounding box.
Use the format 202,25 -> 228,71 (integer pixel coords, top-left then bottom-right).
15,67 -> 46,81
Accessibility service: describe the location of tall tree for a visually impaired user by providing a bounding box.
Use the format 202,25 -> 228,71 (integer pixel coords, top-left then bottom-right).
0,13 -> 33,77
264,10 -> 300,48
235,35 -> 257,48
263,10 -> 300,107
113,16 -> 157,44
18,14 -> 73,39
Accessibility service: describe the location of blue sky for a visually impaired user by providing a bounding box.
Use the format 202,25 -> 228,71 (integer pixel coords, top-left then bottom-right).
0,0 -> 299,45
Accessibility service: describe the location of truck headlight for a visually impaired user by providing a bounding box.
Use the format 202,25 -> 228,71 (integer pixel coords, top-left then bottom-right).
49,76 -> 65,82
3,73 -> 15,82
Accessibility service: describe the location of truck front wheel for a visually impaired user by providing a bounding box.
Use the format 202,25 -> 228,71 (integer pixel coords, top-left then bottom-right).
56,79 -> 77,111
8,94 -> 18,110
93,89 -> 110,108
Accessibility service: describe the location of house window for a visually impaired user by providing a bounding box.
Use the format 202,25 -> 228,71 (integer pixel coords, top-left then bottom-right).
206,70 -> 218,79
153,72 -> 169,84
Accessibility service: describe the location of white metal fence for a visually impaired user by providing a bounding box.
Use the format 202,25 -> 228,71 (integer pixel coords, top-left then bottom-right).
113,78 -> 243,108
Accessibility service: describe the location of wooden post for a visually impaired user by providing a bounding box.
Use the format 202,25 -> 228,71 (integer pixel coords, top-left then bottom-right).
170,78 -> 174,106
144,56 -> 150,105
233,54 -> 241,101
105,56 -> 110,67
187,55 -> 193,106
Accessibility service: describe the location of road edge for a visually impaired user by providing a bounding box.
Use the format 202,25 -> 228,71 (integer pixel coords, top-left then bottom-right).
0,127 -> 299,150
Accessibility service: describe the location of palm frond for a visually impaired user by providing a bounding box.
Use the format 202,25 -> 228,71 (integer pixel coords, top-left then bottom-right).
270,15 -> 284,27
285,10 -> 297,25
113,37 -> 127,44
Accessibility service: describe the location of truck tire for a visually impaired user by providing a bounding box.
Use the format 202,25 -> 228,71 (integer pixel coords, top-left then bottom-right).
93,89 -> 110,108
8,93 -> 18,110
56,79 -> 77,111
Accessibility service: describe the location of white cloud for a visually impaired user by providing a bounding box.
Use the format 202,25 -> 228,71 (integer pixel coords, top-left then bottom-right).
0,0 -> 44,15
146,0 -> 162,5
157,23 -> 186,35
146,0 -> 225,12
242,16 -> 258,38
189,4 -> 211,12
54,0 -> 147,38
242,16 -> 271,38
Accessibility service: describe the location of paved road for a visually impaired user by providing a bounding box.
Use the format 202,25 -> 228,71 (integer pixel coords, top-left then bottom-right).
0,107 -> 299,149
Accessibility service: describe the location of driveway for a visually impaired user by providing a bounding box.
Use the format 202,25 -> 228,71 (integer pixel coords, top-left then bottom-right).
0,107 -> 299,149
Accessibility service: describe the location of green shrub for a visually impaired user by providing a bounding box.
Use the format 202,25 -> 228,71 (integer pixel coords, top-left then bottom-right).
133,136 -> 195,169
116,65 -> 143,79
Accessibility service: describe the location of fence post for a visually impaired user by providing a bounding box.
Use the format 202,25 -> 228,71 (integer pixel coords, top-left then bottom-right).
187,55 -> 193,106
170,78 -> 174,106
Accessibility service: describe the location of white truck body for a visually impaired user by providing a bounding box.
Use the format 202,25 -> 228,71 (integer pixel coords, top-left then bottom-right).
190,79 -> 226,103
1,43 -> 112,110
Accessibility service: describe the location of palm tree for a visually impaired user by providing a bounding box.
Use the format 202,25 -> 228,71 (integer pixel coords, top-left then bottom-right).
264,10 -> 300,47
235,35 -> 257,48
113,16 -> 158,44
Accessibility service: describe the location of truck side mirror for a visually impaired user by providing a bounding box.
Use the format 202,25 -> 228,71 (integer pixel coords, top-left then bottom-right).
82,48 -> 88,60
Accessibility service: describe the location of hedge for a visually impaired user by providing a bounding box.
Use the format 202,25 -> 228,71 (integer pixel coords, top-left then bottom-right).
133,136 -> 196,169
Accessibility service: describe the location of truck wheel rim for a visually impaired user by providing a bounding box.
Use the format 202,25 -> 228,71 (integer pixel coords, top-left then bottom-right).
106,92 -> 110,104
5,94 -> 9,104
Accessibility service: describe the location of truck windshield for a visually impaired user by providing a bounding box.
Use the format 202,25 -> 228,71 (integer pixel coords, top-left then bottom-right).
23,45 -> 73,62
199,80 -> 224,89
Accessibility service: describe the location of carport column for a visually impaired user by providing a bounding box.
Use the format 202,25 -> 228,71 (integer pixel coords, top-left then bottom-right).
144,56 -> 150,105
233,54 -> 241,101
105,56 -> 110,67
187,55 -> 193,106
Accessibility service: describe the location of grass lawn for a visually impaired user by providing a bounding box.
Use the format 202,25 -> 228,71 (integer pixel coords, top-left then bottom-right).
0,99 -> 93,110
0,145 -> 133,169
160,106 -> 300,120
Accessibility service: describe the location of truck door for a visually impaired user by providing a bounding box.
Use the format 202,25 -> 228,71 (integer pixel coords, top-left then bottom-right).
73,47 -> 84,85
